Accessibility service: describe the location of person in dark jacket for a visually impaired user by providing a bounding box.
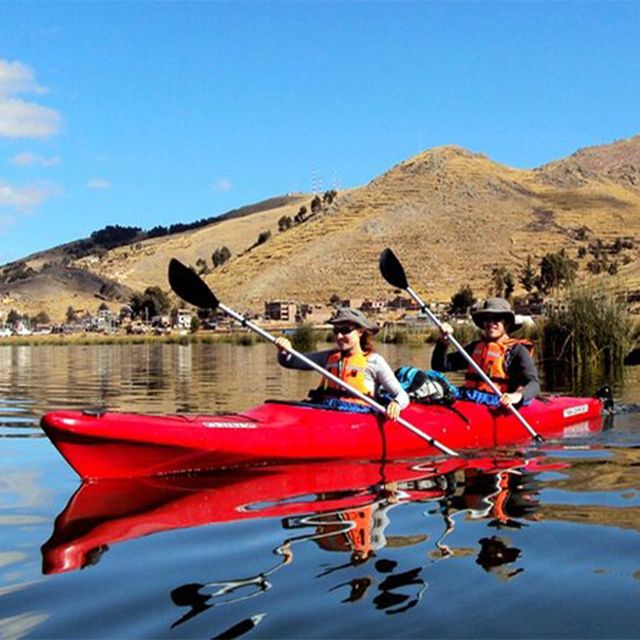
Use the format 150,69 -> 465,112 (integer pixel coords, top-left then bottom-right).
431,297 -> 540,407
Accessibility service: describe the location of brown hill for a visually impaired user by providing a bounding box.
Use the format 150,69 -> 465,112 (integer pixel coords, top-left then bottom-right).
2,136 -> 640,322
536,135 -> 640,191
0,194 -> 309,320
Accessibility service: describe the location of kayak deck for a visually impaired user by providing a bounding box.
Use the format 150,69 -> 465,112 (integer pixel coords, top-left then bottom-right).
40,395 -> 604,480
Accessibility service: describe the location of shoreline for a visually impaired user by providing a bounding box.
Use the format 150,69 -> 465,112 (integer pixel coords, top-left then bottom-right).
0,330 -> 262,347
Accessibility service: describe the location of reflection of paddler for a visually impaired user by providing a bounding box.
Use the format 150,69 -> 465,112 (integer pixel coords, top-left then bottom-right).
448,466 -> 539,528
313,489 -> 402,562
491,472 -> 511,525
487,469 -> 541,528
314,506 -> 375,559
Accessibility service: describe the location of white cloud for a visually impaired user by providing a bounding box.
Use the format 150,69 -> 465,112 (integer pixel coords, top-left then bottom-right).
212,178 -> 233,192
10,151 -> 61,167
0,99 -> 61,139
0,60 -> 61,139
0,179 -> 61,212
0,60 -> 46,98
86,178 -> 111,190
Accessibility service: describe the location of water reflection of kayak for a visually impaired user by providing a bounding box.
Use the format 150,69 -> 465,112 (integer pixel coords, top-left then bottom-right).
40,396 -> 603,479
41,456 -> 562,575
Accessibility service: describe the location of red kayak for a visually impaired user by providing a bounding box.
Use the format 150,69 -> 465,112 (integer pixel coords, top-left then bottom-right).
40,395 -> 603,480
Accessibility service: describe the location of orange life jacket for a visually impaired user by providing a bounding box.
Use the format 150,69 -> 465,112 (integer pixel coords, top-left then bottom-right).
465,339 -> 534,393
321,350 -> 371,398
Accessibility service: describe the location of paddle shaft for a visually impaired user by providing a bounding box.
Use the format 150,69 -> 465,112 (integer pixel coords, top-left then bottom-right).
404,286 -> 542,441
217,301 -> 459,457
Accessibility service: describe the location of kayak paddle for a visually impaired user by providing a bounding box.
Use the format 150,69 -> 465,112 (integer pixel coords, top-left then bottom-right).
167,257 -> 459,457
378,248 -> 544,443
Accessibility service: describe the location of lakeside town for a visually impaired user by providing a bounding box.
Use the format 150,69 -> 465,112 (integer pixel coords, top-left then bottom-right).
0,296 -> 439,339
0,291 -> 557,342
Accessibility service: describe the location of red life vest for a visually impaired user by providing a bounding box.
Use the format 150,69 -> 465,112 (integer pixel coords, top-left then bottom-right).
465,339 -> 534,393
322,350 -> 371,397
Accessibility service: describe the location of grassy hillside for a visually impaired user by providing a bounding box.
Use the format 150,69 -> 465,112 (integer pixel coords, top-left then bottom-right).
2,135 -> 640,322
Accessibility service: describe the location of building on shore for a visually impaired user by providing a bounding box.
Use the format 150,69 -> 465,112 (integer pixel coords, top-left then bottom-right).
264,300 -> 297,322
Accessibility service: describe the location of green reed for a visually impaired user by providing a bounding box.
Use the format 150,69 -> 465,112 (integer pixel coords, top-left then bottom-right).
541,285 -> 630,389
448,321 -> 481,345
290,323 -> 317,352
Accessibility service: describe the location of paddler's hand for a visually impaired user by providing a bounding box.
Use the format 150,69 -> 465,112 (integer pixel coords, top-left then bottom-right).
500,392 -> 523,407
275,336 -> 292,352
439,322 -> 454,343
386,400 -> 401,420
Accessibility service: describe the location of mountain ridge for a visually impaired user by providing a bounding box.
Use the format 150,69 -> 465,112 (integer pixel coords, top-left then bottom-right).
2,135 -> 640,322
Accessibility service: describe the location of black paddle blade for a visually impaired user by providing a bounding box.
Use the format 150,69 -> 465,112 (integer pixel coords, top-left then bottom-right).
379,248 -> 409,290
168,258 -> 219,310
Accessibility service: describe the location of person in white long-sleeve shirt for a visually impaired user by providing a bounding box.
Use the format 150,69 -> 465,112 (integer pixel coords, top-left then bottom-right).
275,307 -> 409,420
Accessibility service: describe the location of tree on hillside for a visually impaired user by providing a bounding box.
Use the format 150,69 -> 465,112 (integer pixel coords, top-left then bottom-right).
537,249 -> 578,293
310,195 -> 322,215
490,266 -> 515,299
519,255 -> 536,293
90,225 -> 141,250
323,190 -> 337,205
588,238 -> 605,260
66,306 -> 77,323
99,281 -> 121,300
147,225 -> 169,239
195,257 -> 208,275
278,215 -> 293,232
130,286 -> 171,321
212,246 -> 232,268
7,309 -> 21,325
450,284 -> 475,316
119,306 -> 133,320
256,230 -> 271,246
329,293 -> 342,308
33,311 -> 50,325
294,206 -> 307,224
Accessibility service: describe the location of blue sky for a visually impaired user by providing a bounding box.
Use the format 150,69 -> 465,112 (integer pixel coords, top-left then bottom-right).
1,1 -> 639,264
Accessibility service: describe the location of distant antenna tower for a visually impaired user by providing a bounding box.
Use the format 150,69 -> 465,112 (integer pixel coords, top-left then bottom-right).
331,171 -> 340,191
312,164 -> 324,194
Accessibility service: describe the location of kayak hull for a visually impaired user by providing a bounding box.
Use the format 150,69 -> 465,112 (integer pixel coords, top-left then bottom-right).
40,396 -> 603,480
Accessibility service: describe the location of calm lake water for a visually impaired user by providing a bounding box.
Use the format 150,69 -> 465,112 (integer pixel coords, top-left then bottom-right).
0,342 -> 639,639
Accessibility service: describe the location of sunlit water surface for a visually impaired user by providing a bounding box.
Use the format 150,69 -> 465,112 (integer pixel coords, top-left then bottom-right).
0,342 -> 639,639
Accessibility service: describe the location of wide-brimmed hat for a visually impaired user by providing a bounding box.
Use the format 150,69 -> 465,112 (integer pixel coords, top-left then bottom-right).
329,307 -> 379,334
471,298 -> 520,331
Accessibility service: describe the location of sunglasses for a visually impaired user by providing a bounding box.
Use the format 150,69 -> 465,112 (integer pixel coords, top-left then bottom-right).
483,316 -> 507,325
332,324 -> 358,335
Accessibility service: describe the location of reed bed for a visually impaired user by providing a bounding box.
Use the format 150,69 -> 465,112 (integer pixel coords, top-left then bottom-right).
0,331 -> 261,347
541,286 -> 631,389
